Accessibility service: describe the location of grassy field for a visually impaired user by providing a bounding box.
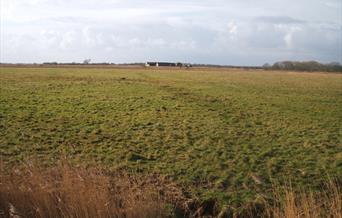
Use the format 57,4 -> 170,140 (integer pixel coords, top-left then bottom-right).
1,67 -> 341,207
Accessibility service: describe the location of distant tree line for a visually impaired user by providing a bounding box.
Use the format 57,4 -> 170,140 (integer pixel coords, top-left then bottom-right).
263,61 -> 342,72
7,60 -> 341,73
192,64 -> 262,69
43,62 -> 114,65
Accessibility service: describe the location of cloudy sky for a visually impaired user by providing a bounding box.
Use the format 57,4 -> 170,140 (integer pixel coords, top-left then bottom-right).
1,0 -> 341,65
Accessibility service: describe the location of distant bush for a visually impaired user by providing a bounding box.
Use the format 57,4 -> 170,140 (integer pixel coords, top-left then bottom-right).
265,61 -> 342,72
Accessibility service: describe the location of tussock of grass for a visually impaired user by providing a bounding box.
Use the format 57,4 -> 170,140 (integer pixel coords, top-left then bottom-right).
264,180 -> 342,218
0,162 -> 186,218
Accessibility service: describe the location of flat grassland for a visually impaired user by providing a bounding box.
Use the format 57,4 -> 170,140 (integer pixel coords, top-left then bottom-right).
1,67 -> 341,205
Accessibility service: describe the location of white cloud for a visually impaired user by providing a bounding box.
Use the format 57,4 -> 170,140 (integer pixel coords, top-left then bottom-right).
60,31 -> 77,49
1,0 -> 341,65
283,27 -> 302,49
227,21 -> 238,35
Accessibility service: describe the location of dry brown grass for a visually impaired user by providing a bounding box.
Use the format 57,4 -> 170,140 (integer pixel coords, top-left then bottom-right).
0,162 -> 190,218
214,181 -> 341,218
251,180 -> 342,218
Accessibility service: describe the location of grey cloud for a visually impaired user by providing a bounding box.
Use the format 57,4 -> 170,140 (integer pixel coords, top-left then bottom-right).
254,16 -> 306,24
47,16 -> 86,24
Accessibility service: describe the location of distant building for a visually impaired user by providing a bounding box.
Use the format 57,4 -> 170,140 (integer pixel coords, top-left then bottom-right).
145,62 -> 191,68
145,62 -> 178,67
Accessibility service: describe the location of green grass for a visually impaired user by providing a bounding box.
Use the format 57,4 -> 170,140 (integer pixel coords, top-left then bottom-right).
1,67 -> 341,205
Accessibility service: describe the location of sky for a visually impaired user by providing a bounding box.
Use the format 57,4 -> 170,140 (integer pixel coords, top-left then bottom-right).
1,0 -> 341,65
